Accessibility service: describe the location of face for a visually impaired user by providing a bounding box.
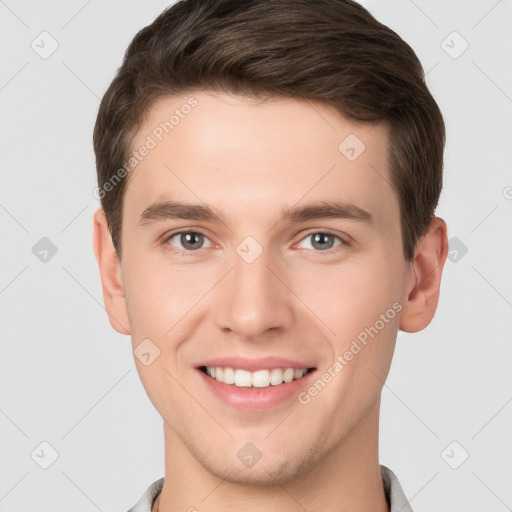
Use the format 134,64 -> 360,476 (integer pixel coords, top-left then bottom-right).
113,91 -> 413,484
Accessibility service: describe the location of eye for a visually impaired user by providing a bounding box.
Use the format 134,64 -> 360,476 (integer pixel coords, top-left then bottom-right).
166,231 -> 212,252
164,230 -> 346,255
296,232 -> 344,252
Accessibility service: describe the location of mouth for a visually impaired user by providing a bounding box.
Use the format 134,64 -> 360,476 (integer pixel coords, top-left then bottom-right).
198,365 -> 316,388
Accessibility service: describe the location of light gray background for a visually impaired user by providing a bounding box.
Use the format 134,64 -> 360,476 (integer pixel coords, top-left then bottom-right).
1,1 -> 511,511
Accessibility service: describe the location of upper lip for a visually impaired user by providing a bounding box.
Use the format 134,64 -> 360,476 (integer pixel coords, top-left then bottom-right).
196,357 -> 316,372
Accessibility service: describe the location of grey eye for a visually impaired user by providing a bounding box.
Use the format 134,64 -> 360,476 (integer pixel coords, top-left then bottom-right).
298,233 -> 343,251
168,232 -> 211,251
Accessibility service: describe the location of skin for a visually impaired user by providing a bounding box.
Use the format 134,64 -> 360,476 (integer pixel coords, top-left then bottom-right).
93,91 -> 448,512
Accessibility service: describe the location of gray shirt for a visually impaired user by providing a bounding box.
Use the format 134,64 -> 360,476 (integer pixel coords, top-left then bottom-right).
127,465 -> 413,512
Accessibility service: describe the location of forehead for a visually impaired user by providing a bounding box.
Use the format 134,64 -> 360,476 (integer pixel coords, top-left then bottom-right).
124,91 -> 397,229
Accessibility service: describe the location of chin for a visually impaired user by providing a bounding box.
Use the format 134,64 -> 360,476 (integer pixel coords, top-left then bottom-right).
194,440 -> 324,487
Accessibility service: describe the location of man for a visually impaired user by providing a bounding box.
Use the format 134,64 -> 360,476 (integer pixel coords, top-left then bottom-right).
92,0 -> 448,510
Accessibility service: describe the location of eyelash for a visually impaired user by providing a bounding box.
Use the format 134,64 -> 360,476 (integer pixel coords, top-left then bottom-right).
162,230 -> 349,257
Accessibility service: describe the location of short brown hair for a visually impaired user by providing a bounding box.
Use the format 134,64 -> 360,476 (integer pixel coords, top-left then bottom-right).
93,0 -> 445,261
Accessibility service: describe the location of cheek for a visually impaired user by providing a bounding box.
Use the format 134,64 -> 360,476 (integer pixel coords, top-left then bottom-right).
122,255 -> 214,341
292,258 -> 400,339
293,258 -> 403,391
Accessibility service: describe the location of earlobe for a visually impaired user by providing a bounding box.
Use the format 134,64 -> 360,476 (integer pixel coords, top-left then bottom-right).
92,208 -> 131,335
399,217 -> 448,333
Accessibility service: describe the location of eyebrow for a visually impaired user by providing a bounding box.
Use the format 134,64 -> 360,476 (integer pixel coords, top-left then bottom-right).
138,199 -> 372,226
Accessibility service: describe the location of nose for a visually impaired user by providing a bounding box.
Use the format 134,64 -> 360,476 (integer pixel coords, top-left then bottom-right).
214,246 -> 295,339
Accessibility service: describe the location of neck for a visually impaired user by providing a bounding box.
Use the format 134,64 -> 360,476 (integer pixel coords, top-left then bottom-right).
156,400 -> 388,512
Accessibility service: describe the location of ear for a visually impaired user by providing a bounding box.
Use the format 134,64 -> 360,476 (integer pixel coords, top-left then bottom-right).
92,207 -> 131,335
399,217 -> 449,333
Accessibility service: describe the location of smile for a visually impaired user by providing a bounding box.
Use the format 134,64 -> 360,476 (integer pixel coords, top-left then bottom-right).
200,366 -> 313,388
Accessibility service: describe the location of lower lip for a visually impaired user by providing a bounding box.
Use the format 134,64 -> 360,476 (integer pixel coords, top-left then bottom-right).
197,369 -> 316,410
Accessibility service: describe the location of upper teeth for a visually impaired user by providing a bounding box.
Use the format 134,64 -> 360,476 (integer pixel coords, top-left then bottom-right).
205,366 -> 308,388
